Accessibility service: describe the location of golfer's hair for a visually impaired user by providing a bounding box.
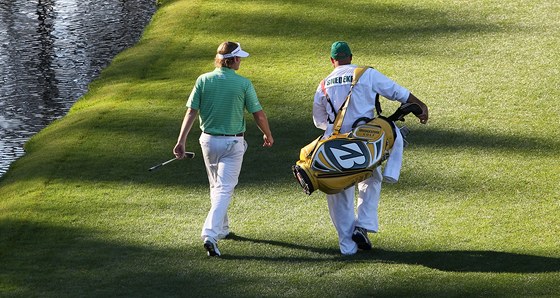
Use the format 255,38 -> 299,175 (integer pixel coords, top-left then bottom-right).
215,41 -> 238,68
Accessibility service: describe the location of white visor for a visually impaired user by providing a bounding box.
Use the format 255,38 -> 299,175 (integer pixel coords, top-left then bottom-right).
216,43 -> 249,59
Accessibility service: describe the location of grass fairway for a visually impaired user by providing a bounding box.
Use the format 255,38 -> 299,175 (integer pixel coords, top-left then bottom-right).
1,0 -> 559,296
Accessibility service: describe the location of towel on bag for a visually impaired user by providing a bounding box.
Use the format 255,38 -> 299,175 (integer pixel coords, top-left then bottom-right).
383,126 -> 404,183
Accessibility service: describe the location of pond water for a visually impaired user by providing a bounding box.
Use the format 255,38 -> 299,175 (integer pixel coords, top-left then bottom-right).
0,0 -> 156,177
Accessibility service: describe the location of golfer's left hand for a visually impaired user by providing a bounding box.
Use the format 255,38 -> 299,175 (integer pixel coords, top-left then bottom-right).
173,143 -> 186,159
263,135 -> 274,147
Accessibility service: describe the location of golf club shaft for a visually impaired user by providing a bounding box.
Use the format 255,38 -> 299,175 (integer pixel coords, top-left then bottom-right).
148,152 -> 195,171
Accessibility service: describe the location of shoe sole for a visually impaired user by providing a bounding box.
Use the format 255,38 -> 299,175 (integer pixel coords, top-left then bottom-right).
352,234 -> 372,250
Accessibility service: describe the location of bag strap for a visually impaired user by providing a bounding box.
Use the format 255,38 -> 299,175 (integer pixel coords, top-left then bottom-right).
320,80 -> 337,124
375,93 -> 382,116
331,66 -> 369,135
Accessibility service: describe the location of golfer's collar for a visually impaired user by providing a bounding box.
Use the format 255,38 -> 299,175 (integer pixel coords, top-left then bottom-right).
217,67 -> 235,72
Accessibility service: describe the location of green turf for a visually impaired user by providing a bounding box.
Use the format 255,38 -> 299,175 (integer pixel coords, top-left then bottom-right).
1,0 -> 559,296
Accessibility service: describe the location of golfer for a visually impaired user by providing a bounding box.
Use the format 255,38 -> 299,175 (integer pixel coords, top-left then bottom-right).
173,41 -> 274,257
313,41 -> 428,255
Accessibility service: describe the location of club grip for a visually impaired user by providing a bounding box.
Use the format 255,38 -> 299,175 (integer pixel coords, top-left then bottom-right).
387,103 -> 423,122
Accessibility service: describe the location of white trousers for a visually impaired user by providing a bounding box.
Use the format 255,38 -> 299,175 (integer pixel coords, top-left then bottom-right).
326,166 -> 382,255
199,133 -> 247,242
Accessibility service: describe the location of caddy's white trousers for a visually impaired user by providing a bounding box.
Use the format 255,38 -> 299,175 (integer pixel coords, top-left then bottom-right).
199,133 -> 247,242
326,166 -> 382,255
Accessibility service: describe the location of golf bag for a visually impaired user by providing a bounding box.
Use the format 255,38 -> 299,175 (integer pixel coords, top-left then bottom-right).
292,67 -> 422,195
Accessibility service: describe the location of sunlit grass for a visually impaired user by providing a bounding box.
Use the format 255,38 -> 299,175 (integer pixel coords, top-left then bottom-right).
1,0 -> 559,296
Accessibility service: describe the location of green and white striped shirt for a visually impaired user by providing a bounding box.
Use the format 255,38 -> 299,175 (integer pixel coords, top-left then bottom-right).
187,67 -> 262,135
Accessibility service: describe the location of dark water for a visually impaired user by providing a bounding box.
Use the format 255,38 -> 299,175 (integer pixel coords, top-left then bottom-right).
0,0 -> 156,177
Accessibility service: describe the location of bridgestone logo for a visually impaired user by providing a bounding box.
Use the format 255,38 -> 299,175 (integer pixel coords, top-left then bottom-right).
330,143 -> 366,169
312,139 -> 370,172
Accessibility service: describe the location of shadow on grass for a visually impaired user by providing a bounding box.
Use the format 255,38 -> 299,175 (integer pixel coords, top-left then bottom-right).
109,0 -> 509,85
224,233 -> 341,256
222,234 -> 560,273
3,112 -> 558,191
161,0 -> 505,48
369,248 -> 560,273
2,219 -> 559,296
407,127 -> 559,154
0,219 -> 200,296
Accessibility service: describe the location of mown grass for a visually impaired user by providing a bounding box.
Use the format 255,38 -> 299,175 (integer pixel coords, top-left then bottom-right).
1,0 -> 559,296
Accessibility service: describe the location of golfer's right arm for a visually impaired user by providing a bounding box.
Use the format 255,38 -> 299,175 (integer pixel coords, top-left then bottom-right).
174,108 -> 198,159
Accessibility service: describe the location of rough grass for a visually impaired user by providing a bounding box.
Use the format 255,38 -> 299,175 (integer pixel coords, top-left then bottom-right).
1,0 -> 559,296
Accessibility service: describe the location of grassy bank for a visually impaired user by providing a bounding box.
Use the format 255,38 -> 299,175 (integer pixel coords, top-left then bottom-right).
1,0 -> 559,296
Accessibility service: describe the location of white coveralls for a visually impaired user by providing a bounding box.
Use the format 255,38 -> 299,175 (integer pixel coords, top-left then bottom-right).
313,64 -> 409,255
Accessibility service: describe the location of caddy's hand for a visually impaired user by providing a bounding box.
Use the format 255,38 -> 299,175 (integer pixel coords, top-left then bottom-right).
416,105 -> 429,124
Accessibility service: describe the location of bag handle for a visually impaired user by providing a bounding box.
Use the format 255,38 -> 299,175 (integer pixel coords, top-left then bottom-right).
331,66 -> 369,135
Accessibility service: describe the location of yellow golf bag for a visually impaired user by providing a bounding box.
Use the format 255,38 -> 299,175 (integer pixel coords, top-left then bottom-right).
292,67 -> 422,195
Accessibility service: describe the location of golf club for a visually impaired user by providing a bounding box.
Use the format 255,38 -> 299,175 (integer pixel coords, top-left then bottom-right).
148,152 -> 195,172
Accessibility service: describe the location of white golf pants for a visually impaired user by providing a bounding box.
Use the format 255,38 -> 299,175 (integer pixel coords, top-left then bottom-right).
326,166 -> 382,255
199,133 -> 247,242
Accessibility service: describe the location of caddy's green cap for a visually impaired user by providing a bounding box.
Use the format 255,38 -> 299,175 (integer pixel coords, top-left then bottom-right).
330,41 -> 352,60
